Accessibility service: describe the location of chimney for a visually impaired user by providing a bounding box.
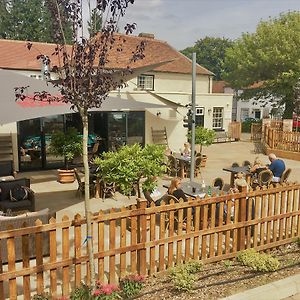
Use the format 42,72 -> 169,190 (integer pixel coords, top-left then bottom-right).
138,33 -> 155,39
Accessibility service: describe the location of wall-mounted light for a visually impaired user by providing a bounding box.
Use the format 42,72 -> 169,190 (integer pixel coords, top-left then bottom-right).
208,109 -> 212,115
156,111 -> 161,117
226,102 -> 230,107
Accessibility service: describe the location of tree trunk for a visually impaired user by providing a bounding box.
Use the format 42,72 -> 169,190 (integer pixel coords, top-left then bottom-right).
80,109 -> 96,286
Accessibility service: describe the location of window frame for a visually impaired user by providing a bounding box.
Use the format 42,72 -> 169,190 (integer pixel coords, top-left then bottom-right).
212,107 -> 224,129
137,74 -> 155,91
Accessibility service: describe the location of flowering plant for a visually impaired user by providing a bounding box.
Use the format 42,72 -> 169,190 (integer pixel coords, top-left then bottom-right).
120,274 -> 145,298
92,282 -> 121,300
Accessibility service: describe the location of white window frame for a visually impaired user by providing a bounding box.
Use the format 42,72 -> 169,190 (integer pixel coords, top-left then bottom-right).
137,74 -> 154,91
212,107 -> 224,129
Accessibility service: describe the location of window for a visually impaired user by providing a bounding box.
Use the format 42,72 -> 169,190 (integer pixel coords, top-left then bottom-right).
254,109 -> 261,119
212,107 -> 223,129
241,108 -> 250,121
137,74 -> 154,90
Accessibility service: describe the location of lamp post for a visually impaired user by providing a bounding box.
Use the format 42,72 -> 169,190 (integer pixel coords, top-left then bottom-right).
190,52 -> 196,181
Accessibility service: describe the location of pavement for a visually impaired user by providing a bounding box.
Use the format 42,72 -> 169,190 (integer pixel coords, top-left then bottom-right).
222,273 -> 300,300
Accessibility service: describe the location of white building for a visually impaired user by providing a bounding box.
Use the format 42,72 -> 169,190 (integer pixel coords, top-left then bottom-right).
0,34 -> 233,171
212,81 -> 282,122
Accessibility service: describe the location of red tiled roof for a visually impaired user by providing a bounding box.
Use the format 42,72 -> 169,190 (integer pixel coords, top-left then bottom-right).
0,34 -> 213,76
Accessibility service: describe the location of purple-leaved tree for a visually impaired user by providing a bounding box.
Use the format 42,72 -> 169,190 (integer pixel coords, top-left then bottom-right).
15,0 -> 146,285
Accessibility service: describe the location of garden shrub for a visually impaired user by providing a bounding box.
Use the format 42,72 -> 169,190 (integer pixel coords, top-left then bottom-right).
70,283 -> 91,300
169,260 -> 202,292
120,274 -> 145,298
92,283 -> 120,300
237,249 -> 280,272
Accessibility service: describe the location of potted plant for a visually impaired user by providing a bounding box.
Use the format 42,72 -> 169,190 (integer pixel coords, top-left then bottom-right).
49,127 -> 82,183
187,127 -> 216,167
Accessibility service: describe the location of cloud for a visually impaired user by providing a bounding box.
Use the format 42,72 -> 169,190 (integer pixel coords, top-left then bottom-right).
134,0 -> 163,8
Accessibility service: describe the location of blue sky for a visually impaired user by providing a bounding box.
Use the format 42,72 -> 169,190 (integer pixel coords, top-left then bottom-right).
121,0 -> 300,50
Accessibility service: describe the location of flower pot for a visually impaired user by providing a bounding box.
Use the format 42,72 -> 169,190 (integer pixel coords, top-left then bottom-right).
201,155 -> 207,168
57,169 -> 75,183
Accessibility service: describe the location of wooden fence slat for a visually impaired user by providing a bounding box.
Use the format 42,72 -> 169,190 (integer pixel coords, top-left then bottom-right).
246,198 -> 253,249
185,205 -> 192,261
193,205 -> 200,259
49,218 -> 57,297
176,200 -> 184,265
137,199 -> 147,275
97,212 -> 104,282
167,200 -> 175,269
209,203 -> 216,258
0,238 -> 4,300
260,192 -> 267,246
201,204 -> 208,260
225,200 -> 232,254
159,202 -> 165,271
74,214 -> 82,287
253,194 -> 260,248
273,189 -> 280,242
217,201 -> 224,255
35,219 -> 44,295
130,205 -> 137,273
266,193 -> 273,252
285,188 -> 292,239
149,202 -> 156,274
21,222 -> 30,300
61,215 -> 70,295
109,209 -> 116,283
279,189 -> 286,241
291,189 -> 298,238
232,199 -> 239,253
120,207 -> 127,277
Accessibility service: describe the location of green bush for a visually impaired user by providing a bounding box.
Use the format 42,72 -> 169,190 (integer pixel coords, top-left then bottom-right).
237,249 -> 280,272
294,237 -> 300,248
120,274 -> 145,298
223,260 -> 233,269
169,260 -> 202,292
187,127 -> 216,153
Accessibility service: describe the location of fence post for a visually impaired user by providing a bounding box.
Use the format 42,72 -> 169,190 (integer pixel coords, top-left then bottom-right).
237,186 -> 247,251
137,198 -> 147,275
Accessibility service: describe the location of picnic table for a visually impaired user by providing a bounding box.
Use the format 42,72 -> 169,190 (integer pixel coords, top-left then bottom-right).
222,166 -> 252,187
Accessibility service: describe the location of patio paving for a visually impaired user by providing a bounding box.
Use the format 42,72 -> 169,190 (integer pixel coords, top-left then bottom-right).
17,135 -> 300,219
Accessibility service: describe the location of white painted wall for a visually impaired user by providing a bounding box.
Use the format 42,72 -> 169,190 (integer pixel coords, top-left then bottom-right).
1,69 -> 233,155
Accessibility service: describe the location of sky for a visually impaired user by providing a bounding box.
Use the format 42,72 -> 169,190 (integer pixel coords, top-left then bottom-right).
119,0 -> 300,50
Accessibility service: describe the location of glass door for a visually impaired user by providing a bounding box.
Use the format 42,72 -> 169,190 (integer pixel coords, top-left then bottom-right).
107,112 -> 127,151
42,115 -> 65,169
18,118 -> 43,170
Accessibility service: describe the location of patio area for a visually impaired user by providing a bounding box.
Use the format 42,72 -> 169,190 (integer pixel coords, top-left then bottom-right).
18,135 -> 300,219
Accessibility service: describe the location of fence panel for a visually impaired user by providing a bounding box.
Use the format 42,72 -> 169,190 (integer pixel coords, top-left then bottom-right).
0,184 -> 300,299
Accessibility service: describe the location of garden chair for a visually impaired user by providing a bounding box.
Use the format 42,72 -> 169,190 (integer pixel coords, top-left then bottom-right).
167,154 -> 180,176
100,180 -> 116,200
74,168 -> 95,197
242,160 -> 252,167
280,168 -> 291,184
257,169 -> 273,187
212,177 -> 225,191
231,162 -> 240,167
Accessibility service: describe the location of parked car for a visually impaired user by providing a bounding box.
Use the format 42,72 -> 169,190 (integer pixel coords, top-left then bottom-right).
293,115 -> 300,129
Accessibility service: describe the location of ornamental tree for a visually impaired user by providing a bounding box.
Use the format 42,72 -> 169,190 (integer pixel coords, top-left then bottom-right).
223,12 -> 300,118
187,127 -> 215,154
15,0 -> 146,285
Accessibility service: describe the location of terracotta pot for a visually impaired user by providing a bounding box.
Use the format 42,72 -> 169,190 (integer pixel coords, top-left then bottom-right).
201,155 -> 207,168
57,169 -> 75,183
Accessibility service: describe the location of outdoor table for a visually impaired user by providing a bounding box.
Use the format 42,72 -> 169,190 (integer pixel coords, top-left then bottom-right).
180,181 -> 221,198
163,181 -> 221,198
222,166 -> 252,187
174,153 -> 191,178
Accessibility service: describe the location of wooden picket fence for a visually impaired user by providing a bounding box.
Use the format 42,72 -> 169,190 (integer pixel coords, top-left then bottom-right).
264,126 -> 300,152
251,123 -> 262,141
0,183 -> 300,299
